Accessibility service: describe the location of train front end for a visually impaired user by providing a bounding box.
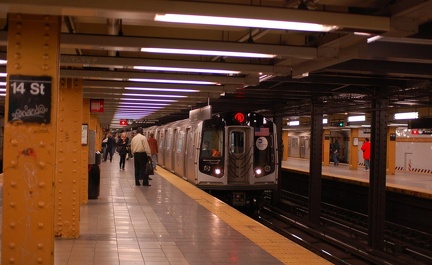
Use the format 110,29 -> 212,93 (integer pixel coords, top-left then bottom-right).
197,112 -> 278,209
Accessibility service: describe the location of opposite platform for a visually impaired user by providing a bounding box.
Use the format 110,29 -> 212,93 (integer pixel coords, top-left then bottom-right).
50,156 -> 329,265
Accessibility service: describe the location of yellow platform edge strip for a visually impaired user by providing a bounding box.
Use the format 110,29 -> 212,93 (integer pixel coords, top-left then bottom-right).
156,168 -> 331,264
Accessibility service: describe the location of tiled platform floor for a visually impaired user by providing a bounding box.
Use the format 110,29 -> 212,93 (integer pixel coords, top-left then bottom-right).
0,155 -> 331,264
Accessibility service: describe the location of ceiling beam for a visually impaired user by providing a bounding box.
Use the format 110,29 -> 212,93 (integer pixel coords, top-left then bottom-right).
61,68 -> 259,86
0,0 -> 390,32
60,33 -> 317,60
61,54 -> 291,76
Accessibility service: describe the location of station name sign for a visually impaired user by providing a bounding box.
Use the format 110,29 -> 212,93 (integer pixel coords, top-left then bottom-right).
8,75 -> 52,123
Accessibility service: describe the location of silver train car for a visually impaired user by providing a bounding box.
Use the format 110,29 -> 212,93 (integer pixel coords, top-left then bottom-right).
142,111 -> 278,208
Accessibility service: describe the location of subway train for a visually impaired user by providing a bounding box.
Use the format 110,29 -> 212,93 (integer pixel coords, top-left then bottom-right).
142,111 -> 278,209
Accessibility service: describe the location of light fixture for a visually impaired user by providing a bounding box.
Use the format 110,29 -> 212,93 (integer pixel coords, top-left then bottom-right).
348,115 -> 366,122
0,60 -> 7,65
122,93 -> 186,98
129,78 -> 218,85
288,121 -> 300,126
367,35 -> 382,43
140,47 -> 276,58
154,14 -> 338,32
133,66 -> 240,74
394,112 -> 418,120
0,73 -> 6,77
323,118 -> 328,124
121,98 -> 177,102
125,87 -> 199,93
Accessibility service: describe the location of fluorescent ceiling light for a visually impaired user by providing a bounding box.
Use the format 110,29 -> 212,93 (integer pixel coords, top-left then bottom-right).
394,112 -> 418,120
133,66 -> 240,74
288,121 -> 300,126
367,35 -> 382,43
129,78 -> 218,85
0,82 -> 6,86
0,73 -> 6,77
125,87 -> 199,93
323,118 -> 328,124
119,102 -> 169,106
0,60 -> 6,64
121,98 -> 177,102
122,93 -> 186,98
155,14 -> 338,32
140,47 -> 276,58
348,115 -> 365,122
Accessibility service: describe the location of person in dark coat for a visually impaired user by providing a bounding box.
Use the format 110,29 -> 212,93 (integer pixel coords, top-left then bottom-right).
102,132 -> 115,162
117,132 -> 129,170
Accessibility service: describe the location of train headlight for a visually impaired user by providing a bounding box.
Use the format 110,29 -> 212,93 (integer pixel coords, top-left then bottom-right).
254,168 -> 263,175
203,165 -> 211,172
214,168 -> 222,175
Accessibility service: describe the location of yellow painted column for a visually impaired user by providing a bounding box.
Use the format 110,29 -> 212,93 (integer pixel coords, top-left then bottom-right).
282,130 -> 288,161
2,14 -> 60,265
387,127 -> 396,175
349,128 -> 359,170
54,78 -> 82,238
81,98 -> 90,204
322,129 -> 330,166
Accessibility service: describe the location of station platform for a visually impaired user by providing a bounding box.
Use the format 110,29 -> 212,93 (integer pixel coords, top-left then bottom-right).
282,158 -> 432,199
0,155 -> 331,264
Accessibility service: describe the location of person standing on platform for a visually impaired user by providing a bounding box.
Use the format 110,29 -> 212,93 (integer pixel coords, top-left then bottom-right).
130,127 -> 152,186
361,138 -> 371,171
148,133 -> 158,170
332,139 -> 340,166
103,132 -> 115,162
117,132 -> 129,170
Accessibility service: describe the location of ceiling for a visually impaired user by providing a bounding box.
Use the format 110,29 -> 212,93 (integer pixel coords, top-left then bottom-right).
0,0 -> 431,129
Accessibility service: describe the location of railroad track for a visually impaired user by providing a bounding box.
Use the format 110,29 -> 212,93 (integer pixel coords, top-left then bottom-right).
254,190 -> 432,265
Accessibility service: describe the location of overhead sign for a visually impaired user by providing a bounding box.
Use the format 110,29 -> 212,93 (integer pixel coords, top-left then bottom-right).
119,119 -> 127,126
8,75 -> 52,123
90,99 -> 104,113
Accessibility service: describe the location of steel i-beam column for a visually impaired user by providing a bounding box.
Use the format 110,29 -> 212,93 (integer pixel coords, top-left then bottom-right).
54,78 -> 83,238
309,99 -> 323,225
368,97 -> 388,250
2,14 -> 61,265
81,99 -> 91,204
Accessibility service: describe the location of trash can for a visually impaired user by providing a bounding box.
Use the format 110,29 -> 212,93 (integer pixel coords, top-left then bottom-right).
88,152 -> 101,199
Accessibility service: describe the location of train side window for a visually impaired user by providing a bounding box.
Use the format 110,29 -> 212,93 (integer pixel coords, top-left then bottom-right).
230,131 -> 244,154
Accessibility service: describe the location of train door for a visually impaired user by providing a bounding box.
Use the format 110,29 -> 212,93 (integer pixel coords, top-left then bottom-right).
183,128 -> 192,180
170,128 -> 178,171
226,126 -> 253,184
159,129 -> 167,167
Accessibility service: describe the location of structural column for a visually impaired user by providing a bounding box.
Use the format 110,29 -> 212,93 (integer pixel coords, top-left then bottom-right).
273,104 -> 284,204
54,78 -> 83,238
386,126 -> 396,175
368,97 -> 388,250
322,129 -> 330,166
309,99 -> 323,225
2,14 -> 61,265
349,128 -> 359,170
81,98 -> 90,204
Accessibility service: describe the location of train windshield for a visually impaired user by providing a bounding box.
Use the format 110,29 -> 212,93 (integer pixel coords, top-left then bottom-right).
201,129 -> 223,158
230,131 -> 244,154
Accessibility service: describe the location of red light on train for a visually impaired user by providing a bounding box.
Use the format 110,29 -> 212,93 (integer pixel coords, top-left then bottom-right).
234,112 -> 245,123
